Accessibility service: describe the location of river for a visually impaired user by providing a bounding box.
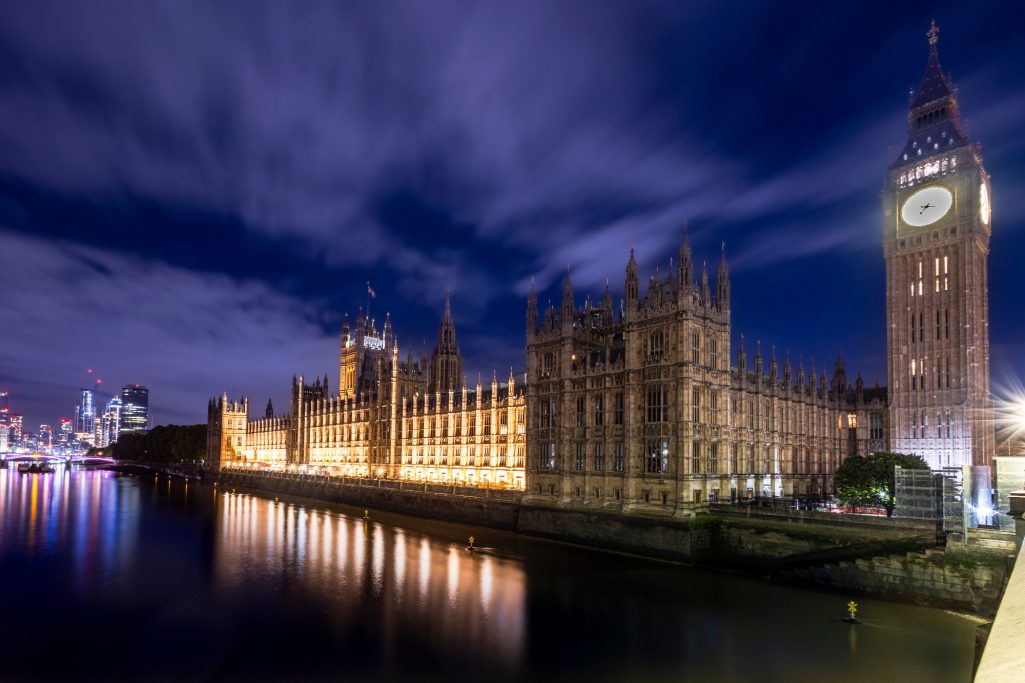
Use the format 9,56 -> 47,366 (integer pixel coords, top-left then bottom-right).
0,466 -> 976,682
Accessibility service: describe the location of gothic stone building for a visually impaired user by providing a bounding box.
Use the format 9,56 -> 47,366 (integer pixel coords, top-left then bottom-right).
209,296 -> 526,489
523,239 -> 887,513
884,22 -> 994,469
209,24 -> 992,512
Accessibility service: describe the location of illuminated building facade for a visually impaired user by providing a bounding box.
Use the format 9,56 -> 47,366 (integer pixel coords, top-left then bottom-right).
523,240 -> 886,513
98,397 -> 122,448
120,385 -> 149,434
210,301 -> 526,489
208,23 -> 993,508
74,388 -> 95,442
884,23 -> 994,469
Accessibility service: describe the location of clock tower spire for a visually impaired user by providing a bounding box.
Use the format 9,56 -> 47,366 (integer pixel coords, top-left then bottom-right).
883,22 -> 993,470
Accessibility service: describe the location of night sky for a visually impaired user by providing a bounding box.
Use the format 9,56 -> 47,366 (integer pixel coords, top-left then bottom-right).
2,1 -> 1023,430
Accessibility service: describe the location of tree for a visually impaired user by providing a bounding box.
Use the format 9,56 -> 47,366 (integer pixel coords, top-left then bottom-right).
834,451 -> 929,517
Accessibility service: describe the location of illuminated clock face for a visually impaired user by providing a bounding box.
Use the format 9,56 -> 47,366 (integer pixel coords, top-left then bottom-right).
980,183 -> 991,225
900,185 -> 953,227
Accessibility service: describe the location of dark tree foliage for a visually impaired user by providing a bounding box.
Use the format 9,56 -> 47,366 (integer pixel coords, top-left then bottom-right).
834,451 -> 929,516
87,424 -> 206,464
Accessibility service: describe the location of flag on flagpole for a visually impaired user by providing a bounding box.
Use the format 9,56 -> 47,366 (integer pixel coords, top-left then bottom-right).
367,283 -> 376,298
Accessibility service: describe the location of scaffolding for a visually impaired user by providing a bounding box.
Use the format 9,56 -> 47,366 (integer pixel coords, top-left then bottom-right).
894,467 -> 946,521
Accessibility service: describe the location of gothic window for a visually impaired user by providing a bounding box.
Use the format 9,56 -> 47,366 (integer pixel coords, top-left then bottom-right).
540,443 -> 555,470
709,336 -> 719,369
614,392 -> 624,425
543,352 -> 555,378
943,256 -> 949,291
870,413 -> 883,440
945,409 -> 951,438
708,442 -> 719,475
482,444 -> 491,467
575,442 -> 585,470
646,439 -> 669,474
647,384 -> 669,423
594,442 -> 604,471
469,413 -> 477,435
514,445 -> 525,468
691,440 -> 701,474
649,329 -> 665,357
483,412 -> 492,435
691,332 -> 700,364
691,387 -> 701,423
729,444 -> 738,474
576,396 -> 585,427
746,446 -> 755,473
467,445 -> 476,466
594,395 -> 604,426
613,441 -> 624,472
936,310 -> 941,340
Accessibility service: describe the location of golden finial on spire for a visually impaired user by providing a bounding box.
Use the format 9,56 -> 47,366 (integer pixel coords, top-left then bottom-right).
928,20 -> 939,47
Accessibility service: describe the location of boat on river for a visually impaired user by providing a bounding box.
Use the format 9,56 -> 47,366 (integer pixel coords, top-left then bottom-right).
16,461 -> 55,474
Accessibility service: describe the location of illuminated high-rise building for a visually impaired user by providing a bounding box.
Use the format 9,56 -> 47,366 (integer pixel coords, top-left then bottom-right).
74,388 -> 96,437
120,385 -> 149,435
38,424 -> 53,449
59,418 -> 73,446
100,397 -> 122,447
9,412 -> 23,445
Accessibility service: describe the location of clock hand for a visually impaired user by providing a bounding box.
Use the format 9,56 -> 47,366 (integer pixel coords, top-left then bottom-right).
919,203 -> 933,215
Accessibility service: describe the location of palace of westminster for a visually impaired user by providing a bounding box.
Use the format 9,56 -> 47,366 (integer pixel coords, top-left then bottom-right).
208,24 -> 994,513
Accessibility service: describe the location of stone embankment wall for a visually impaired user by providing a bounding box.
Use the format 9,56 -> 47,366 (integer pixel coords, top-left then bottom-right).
517,506 -> 715,562
220,470 -> 523,530
783,549 -> 1012,614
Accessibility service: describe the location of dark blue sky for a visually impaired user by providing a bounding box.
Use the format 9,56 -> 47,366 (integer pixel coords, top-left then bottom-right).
1,1 -> 1023,430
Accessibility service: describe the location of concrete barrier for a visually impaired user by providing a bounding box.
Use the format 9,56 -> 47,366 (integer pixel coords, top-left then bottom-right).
974,532 -> 1025,681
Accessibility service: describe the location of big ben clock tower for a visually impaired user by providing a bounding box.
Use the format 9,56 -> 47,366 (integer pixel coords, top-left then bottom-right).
884,22 -> 993,469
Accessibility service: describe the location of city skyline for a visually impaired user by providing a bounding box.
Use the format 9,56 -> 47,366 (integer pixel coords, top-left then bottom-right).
2,2 -> 1024,431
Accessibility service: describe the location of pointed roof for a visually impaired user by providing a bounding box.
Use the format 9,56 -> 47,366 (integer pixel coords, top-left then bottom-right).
912,22 -> 952,109
892,21 -> 968,169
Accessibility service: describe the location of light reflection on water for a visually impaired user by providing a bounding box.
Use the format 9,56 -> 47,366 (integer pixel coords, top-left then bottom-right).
214,489 -> 526,668
0,467 -> 976,682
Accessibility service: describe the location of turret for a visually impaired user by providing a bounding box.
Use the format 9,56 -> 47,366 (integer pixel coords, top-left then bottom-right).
561,269 -> 575,328
527,277 -> 538,337
625,248 -> 639,314
678,224 -> 693,293
832,353 -> 847,395
699,262 -> 710,308
716,242 -> 730,312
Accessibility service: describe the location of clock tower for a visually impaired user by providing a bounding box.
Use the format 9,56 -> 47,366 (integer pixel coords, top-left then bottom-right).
884,22 -> 993,469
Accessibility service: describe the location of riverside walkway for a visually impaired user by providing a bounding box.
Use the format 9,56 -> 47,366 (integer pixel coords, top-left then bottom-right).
974,527 -> 1024,682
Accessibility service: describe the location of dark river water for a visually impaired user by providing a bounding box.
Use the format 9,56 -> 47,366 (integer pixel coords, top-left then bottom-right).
0,466 -> 976,682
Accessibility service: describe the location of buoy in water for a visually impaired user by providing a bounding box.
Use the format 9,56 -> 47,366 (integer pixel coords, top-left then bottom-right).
844,600 -> 862,624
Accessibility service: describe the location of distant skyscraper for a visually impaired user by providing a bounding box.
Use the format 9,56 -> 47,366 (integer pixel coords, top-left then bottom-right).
120,385 -> 149,435
100,397 -> 122,447
9,414 -> 23,444
59,418 -> 73,446
38,424 -> 52,449
75,388 -> 96,436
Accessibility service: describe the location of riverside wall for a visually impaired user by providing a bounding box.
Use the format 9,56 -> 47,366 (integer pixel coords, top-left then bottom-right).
216,469 -> 1013,613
